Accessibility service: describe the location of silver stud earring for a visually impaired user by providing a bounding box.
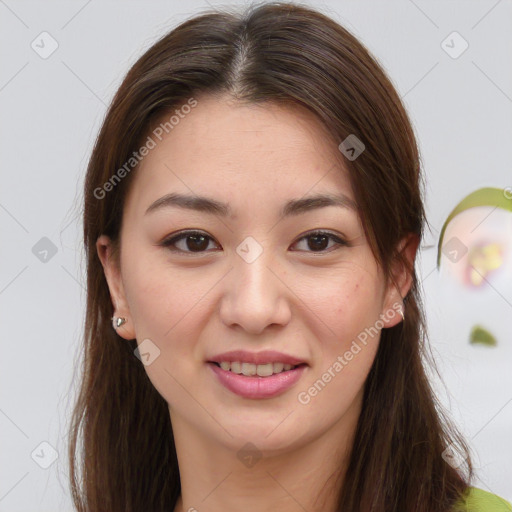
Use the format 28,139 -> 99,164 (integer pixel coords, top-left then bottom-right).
112,316 -> 127,330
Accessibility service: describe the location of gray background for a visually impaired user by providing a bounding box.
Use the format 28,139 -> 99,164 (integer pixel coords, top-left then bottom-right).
1,0 -> 511,510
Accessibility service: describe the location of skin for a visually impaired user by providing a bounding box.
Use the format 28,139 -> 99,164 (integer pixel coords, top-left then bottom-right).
97,94 -> 417,512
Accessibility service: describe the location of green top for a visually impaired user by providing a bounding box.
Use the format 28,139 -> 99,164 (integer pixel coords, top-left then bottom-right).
453,487 -> 512,511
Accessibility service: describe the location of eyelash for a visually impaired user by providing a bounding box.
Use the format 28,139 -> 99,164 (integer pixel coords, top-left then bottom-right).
160,229 -> 348,255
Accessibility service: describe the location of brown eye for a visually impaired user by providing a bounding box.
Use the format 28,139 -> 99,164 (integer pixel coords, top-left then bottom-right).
161,229 -> 347,256
161,231 -> 219,254
291,231 -> 348,253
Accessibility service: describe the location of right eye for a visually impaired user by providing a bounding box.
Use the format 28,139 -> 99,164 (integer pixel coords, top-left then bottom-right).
160,230 -> 221,254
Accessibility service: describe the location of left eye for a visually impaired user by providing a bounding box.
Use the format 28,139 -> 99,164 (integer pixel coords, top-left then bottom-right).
160,230 -> 347,254
291,230 -> 347,253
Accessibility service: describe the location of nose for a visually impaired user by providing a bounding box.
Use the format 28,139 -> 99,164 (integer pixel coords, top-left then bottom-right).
219,247 -> 292,335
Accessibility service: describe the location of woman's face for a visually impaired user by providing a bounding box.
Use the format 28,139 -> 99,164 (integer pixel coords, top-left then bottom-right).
98,94 -> 409,455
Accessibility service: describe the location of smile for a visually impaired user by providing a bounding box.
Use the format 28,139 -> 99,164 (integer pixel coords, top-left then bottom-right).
208,362 -> 307,399
214,361 -> 300,377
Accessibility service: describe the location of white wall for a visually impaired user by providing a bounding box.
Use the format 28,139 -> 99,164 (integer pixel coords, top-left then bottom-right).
1,1 -> 510,509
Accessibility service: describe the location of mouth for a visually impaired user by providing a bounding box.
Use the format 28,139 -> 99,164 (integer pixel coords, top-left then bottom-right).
207,360 -> 308,399
209,361 -> 307,377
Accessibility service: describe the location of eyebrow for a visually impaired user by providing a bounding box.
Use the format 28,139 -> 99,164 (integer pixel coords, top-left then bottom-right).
144,192 -> 357,218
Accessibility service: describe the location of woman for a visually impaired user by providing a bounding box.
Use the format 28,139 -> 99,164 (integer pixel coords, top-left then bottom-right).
68,2 -> 511,511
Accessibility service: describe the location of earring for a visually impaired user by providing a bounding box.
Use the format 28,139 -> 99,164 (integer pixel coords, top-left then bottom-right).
112,316 -> 127,330
400,306 -> 405,322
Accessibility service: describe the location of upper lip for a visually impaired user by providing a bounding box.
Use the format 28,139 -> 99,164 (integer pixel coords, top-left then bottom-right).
208,350 -> 307,366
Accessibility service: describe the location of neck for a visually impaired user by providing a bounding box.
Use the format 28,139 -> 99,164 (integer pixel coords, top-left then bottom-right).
170,393 -> 362,512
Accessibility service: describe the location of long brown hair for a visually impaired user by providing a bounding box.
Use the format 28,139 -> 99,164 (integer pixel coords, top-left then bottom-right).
69,2 -> 474,510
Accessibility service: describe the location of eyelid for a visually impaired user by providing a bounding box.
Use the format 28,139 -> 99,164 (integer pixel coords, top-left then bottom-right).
291,229 -> 349,251
294,229 -> 348,243
160,230 -> 220,255
160,229 -> 349,254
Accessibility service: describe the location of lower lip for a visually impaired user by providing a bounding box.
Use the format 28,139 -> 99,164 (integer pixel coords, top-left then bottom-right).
208,362 -> 307,399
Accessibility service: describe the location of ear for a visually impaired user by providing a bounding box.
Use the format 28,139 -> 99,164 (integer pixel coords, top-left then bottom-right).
380,233 -> 420,328
96,234 -> 136,340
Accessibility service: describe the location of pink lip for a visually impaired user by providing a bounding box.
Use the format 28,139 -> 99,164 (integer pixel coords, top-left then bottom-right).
208,350 -> 306,366
208,362 -> 307,399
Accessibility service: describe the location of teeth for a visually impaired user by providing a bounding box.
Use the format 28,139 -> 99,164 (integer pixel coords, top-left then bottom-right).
256,363 -> 273,377
215,361 -> 298,376
241,362 -> 257,376
231,361 -> 242,374
273,362 -> 284,373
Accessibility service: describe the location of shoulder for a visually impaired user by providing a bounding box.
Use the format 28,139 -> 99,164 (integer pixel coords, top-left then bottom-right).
453,487 -> 512,512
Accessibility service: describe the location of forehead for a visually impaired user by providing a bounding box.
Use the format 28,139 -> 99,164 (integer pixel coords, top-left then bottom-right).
123,94 -> 354,218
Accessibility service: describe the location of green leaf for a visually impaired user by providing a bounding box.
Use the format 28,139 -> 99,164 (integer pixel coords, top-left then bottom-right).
469,325 -> 497,347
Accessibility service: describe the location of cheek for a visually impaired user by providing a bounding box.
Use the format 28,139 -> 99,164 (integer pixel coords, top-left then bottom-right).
294,266 -> 383,429
123,255 -> 214,343
294,262 -> 384,350
121,259 -> 217,405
